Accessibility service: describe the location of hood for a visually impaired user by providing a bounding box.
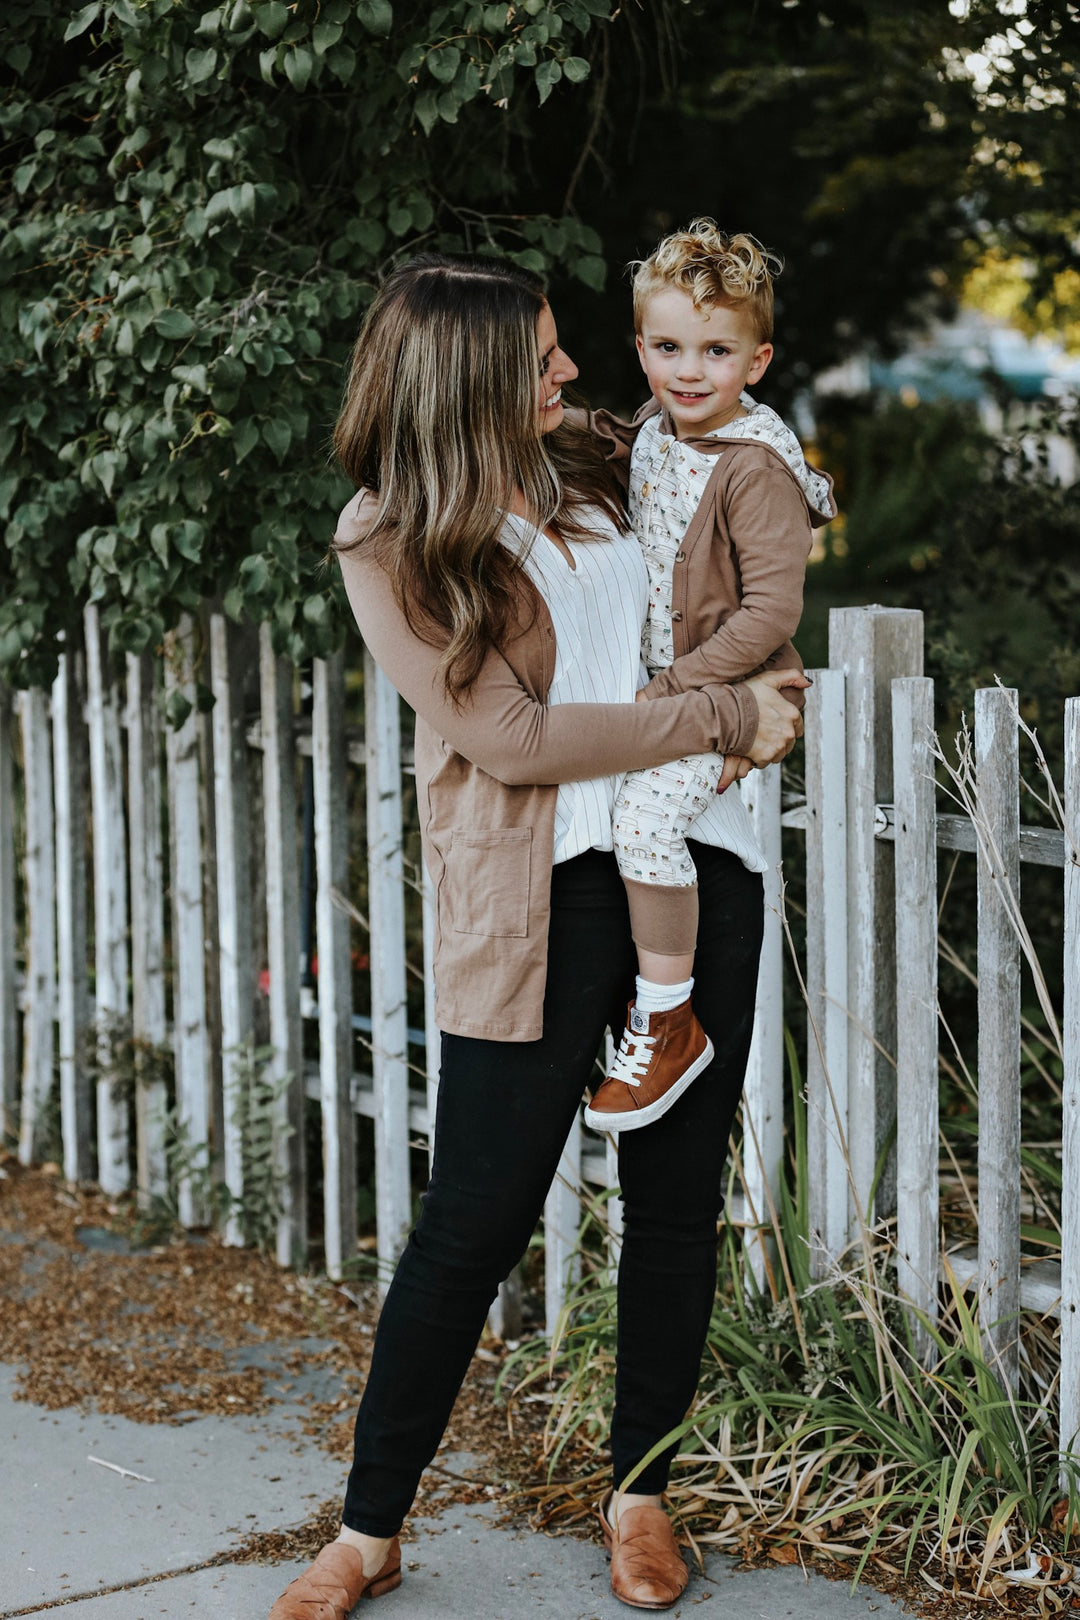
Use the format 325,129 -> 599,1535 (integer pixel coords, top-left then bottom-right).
640,395 -> 838,529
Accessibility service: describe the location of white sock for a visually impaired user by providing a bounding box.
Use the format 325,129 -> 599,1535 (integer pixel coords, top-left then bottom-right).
634,974 -> 694,1016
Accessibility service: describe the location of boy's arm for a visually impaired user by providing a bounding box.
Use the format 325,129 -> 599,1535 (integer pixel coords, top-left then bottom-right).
641,462 -> 812,701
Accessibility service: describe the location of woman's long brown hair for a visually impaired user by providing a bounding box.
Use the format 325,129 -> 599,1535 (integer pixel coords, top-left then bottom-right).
333,253 -> 627,703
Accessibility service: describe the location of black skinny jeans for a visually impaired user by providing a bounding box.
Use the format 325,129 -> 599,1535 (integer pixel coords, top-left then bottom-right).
343,843 -> 764,1536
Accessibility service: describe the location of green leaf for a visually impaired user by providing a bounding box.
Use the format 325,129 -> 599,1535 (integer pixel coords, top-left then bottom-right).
262,419 -> 291,461
326,42 -> 356,82
356,0 -> 393,35
254,0 -> 289,37
186,47 -> 219,83
563,55 -> 590,83
64,4 -> 102,41
154,309 -> 197,340
240,553 -> 269,592
148,523 -> 169,566
165,688 -> 193,731
534,58 -> 562,103
284,45 -> 314,91
428,46 -> 461,83
573,253 -> 606,291
232,419 -> 260,462
312,19 -> 343,53
173,520 -> 204,562
414,91 -> 439,135
348,218 -> 386,255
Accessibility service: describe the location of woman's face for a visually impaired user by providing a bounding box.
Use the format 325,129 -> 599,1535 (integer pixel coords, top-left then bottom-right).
535,302 -> 578,434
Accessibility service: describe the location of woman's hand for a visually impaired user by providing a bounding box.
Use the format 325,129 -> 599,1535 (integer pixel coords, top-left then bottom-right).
742,668 -> 810,768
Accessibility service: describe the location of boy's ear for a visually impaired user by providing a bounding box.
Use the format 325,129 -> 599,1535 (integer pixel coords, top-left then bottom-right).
635,333 -> 648,374
748,342 -> 774,384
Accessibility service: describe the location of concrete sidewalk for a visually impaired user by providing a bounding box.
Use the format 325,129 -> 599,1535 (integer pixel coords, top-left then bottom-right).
1,1357 -> 916,1620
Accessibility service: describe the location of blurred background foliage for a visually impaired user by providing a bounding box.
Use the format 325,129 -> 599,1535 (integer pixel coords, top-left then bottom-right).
1,0 -> 1078,722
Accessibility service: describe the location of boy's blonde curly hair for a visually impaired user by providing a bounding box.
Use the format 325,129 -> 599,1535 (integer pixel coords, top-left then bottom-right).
630,219 -> 782,344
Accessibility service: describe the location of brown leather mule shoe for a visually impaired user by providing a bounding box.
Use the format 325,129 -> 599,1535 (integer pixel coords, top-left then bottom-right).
598,1492 -> 688,1610
268,1537 -> 402,1618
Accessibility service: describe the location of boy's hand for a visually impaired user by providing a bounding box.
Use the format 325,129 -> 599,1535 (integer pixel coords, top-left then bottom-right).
717,754 -> 753,793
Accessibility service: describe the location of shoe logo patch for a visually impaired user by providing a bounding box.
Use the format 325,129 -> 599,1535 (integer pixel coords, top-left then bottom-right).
630,1007 -> 649,1035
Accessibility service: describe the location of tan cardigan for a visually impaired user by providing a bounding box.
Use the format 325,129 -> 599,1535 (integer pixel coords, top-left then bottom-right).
591,400 -> 836,700
335,493 -> 765,1041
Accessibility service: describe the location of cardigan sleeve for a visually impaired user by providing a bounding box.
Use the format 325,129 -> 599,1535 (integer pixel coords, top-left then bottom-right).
641,459 -> 812,700
337,543 -> 761,784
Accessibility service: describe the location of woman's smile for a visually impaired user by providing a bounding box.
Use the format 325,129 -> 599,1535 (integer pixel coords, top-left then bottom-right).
535,303 -> 578,432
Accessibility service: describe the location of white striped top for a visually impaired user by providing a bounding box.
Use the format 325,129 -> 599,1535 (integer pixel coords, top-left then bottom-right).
503,510 -> 648,865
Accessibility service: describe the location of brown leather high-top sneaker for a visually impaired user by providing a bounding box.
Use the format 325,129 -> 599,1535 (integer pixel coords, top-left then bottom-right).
584,1000 -> 713,1133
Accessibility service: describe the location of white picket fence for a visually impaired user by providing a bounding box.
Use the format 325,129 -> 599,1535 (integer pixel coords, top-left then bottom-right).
1,603 -> 1078,1463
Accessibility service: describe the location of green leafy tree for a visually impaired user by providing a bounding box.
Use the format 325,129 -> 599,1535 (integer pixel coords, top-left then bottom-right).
1,0 -> 615,686
540,0 -> 1080,409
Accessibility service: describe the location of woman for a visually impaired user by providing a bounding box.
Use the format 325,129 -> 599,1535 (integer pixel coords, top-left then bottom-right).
269,253 -> 806,1618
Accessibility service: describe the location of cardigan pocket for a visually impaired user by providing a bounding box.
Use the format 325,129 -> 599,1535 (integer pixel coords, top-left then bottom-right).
447,827 -> 532,938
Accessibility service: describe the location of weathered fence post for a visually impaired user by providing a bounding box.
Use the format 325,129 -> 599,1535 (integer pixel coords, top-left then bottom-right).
210,614 -> 255,1245
0,686 -> 17,1147
892,676 -> 939,1356
544,1119 -> 582,1333
259,626 -> 307,1269
126,651 -> 168,1203
165,617 -> 211,1227
975,686 -> 1022,1391
53,649 -> 92,1183
364,649 -> 411,1285
421,856 -> 440,1173
829,606 -> 923,1228
804,666 -> 851,1272
85,605 -> 130,1193
18,688 -> 55,1166
1062,696 -> 1080,1480
740,762 -> 784,1284
313,652 -> 356,1280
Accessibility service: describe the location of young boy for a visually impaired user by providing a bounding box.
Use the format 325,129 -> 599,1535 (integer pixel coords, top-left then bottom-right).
583,220 -> 835,1134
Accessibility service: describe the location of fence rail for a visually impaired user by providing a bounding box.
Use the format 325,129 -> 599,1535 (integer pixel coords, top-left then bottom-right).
1,606 -> 1077,1464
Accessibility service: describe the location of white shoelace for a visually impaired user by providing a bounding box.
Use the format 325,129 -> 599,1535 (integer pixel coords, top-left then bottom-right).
609,1030 -> 655,1089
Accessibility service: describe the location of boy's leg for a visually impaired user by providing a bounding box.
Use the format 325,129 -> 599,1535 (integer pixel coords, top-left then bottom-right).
610,844 -> 764,1494
613,755 -> 723,961
342,850 -> 636,1536
588,755 -> 725,1132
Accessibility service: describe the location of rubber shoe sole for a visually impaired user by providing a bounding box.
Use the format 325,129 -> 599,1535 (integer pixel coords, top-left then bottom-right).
583,1036 -> 714,1134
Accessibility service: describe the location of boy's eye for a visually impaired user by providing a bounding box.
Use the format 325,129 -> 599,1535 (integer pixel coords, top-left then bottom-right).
658,342 -> 677,353
708,346 -> 731,357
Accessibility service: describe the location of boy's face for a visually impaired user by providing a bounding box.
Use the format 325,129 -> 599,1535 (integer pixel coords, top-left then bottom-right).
636,286 -> 773,439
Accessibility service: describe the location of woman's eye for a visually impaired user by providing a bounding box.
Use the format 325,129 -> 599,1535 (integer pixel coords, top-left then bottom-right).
539,355 -> 550,377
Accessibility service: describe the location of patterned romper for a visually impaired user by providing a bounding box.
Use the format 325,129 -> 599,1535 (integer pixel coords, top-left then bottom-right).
612,398 -> 829,892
